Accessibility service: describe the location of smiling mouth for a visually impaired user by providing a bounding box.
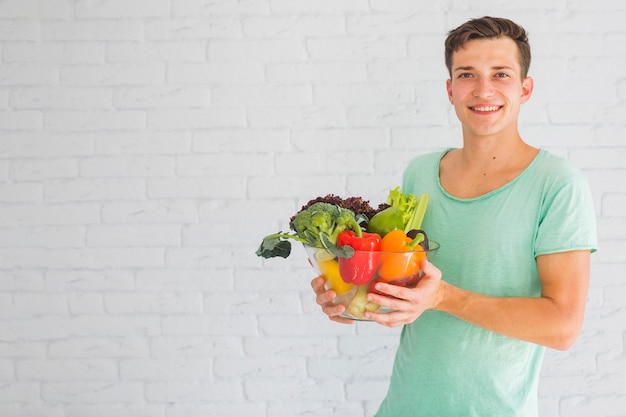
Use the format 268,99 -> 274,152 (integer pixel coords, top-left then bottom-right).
471,105 -> 502,112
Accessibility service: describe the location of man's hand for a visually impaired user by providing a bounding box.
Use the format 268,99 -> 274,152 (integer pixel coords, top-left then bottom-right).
364,259 -> 444,327
310,276 -> 354,324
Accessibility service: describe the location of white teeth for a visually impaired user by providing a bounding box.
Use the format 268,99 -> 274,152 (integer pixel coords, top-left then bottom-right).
473,106 -> 500,112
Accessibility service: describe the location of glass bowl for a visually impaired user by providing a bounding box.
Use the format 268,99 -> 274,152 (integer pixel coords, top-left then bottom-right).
305,241 -> 439,321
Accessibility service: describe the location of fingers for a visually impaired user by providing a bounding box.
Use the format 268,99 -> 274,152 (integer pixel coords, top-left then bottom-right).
310,275 -> 354,325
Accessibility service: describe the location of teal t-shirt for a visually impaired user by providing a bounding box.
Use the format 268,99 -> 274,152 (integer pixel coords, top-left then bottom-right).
375,149 -> 597,417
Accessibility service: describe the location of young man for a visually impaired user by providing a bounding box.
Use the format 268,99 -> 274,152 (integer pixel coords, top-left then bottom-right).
311,16 -> 597,416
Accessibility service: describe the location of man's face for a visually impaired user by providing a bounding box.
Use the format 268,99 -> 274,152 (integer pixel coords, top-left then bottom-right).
446,37 -> 533,140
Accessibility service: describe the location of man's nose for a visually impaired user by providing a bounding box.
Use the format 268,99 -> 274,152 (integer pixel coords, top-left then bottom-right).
473,77 -> 495,97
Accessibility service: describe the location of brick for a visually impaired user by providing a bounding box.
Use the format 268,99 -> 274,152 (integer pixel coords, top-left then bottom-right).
144,380 -> 243,402
243,336 -> 338,357
0,359 -> 13,380
42,21 -> 143,41
12,158 -> 79,181
48,336 -> 149,358
307,37 -> 407,60
114,86 -> 209,108
602,194 -> 626,217
0,110 -> 42,130
168,62 -> 264,84
204,292 -> 300,315
0,270 -> 44,291
105,292 -> 202,314
16,359 -> 117,381
315,83 -> 413,105
0,226 -> 84,248
244,377 -> 344,401
65,405 -> 165,417
60,64 -> 165,86
108,41 -> 205,63
102,201 -> 198,224
150,336 -> 243,358
69,316 -> 161,337
120,358 -> 212,380
192,129 -> 289,152
86,224 -> 181,247
270,0 -> 368,12
277,150 -> 374,175
0,0 -> 70,18
12,87 -> 111,109
0,21 -> 40,41
243,15 -> 345,38
166,403 -> 265,417
209,39 -> 306,61
347,12 -> 445,35
79,155 -> 175,177
247,106 -> 346,128
0,248 -> 164,269
3,42 -> 104,64
171,0 -> 269,16
94,132 -> 191,155
43,179 -> 146,203
212,85 -> 312,106
197,200 -> 295,225
161,315 -> 258,337
176,153 -> 273,176
68,293 -> 105,315
147,108 -> 246,129
0,383 -> 40,403
0,133 -> 94,158
148,177 -> 246,199
75,0 -> 170,18
145,18 -> 241,40
213,356 -> 305,378
45,270 -> 134,291
0,182 -> 41,203
0,203 -> 100,227
44,110 -> 146,132
268,401 -> 364,417
41,382 -> 144,404
266,62 -> 367,83
259,314 -> 349,336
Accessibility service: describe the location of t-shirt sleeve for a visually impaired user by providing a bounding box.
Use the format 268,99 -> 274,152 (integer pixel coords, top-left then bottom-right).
534,175 -> 598,256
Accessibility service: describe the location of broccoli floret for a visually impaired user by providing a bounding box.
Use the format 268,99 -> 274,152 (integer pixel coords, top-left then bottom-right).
256,202 -> 363,259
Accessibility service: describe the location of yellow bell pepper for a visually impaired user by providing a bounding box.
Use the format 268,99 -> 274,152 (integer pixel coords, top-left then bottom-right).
318,258 -> 353,295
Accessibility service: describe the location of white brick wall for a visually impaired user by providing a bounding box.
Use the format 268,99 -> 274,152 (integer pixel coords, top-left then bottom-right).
0,1 -> 624,416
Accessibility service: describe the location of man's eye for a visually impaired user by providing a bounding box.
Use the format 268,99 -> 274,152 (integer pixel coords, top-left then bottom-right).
458,73 -> 472,78
495,72 -> 509,78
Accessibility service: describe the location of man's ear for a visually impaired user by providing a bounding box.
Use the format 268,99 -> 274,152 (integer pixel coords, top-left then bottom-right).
520,76 -> 534,104
446,79 -> 453,104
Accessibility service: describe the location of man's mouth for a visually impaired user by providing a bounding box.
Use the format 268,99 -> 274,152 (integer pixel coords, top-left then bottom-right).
471,105 -> 501,112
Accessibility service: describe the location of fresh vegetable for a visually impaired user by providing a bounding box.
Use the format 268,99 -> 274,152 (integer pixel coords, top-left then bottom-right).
367,206 -> 404,237
317,258 -> 353,295
348,284 -> 380,318
256,202 -> 364,259
336,230 -> 382,285
377,229 -> 429,282
387,186 -> 430,233
292,194 -> 388,225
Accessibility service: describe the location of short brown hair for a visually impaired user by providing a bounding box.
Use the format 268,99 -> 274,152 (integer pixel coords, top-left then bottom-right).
444,16 -> 531,79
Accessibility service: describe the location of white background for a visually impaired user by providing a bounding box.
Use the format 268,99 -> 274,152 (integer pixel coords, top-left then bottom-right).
0,0 -> 624,416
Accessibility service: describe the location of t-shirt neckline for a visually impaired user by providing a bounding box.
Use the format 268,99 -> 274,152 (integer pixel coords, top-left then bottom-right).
436,148 -> 545,202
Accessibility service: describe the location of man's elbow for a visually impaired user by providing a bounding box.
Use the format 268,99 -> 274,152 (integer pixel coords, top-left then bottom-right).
548,319 -> 584,351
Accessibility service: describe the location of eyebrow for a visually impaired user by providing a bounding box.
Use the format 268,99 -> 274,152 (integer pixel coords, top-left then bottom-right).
453,65 -> 515,72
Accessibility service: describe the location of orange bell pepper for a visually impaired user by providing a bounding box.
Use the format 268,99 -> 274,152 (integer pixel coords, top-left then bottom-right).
377,229 -> 427,282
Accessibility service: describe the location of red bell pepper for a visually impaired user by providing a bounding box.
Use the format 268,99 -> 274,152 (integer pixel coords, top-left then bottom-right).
336,230 -> 382,285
